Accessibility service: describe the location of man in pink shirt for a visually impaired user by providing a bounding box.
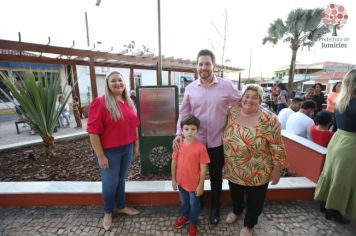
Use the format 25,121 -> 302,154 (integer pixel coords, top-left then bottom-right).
173,49 -> 242,225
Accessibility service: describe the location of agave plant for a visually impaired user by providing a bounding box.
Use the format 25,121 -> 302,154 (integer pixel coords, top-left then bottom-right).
0,71 -> 72,157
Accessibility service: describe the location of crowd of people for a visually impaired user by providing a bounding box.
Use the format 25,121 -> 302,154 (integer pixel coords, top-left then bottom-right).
85,49 -> 355,235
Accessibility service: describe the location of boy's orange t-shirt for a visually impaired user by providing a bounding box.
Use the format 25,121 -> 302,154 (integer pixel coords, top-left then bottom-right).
172,139 -> 210,192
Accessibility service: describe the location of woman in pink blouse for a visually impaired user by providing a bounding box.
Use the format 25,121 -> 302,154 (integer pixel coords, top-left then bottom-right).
327,82 -> 342,112
87,71 -> 140,231
222,84 -> 286,236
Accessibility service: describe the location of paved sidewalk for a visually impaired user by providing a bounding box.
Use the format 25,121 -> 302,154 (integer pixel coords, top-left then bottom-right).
0,118 -> 87,147
0,201 -> 355,236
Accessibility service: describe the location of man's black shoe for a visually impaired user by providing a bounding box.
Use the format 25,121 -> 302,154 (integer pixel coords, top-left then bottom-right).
210,208 -> 220,225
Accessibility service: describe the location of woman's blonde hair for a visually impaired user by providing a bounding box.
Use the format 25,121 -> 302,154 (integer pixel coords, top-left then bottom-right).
242,84 -> 264,103
335,69 -> 356,113
104,71 -> 137,120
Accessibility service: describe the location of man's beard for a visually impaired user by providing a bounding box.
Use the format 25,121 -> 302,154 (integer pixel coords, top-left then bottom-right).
199,71 -> 212,80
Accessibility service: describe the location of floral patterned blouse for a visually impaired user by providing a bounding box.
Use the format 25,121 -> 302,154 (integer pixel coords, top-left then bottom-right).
223,106 -> 286,186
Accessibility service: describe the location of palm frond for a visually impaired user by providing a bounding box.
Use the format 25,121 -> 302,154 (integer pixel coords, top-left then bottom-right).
0,71 -> 75,156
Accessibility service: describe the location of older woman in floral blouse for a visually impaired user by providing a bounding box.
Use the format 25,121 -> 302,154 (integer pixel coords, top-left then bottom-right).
222,84 -> 286,236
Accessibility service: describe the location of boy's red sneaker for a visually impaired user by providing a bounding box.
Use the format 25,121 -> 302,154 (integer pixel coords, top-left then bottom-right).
188,224 -> 198,236
173,216 -> 189,228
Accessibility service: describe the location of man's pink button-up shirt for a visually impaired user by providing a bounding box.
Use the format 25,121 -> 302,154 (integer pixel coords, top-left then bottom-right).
177,76 -> 242,148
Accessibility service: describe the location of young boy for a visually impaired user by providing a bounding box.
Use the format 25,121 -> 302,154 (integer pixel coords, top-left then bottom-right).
171,115 -> 210,236
72,96 -> 82,129
310,110 -> 334,147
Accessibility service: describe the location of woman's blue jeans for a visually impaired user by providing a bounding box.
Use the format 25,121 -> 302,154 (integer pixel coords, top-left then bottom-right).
178,186 -> 200,226
96,144 -> 133,213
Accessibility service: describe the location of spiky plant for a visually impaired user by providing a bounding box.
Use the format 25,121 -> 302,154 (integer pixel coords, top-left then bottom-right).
0,71 -> 72,157
262,8 -> 330,94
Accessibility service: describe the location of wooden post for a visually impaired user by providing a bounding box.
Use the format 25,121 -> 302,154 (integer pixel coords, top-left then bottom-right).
238,72 -> 241,90
194,72 -> 198,80
168,70 -> 172,85
130,67 -> 135,90
72,65 -> 80,103
89,57 -> 98,98
71,64 -> 82,116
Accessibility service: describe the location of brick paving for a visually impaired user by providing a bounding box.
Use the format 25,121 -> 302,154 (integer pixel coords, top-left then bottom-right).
0,201 -> 355,236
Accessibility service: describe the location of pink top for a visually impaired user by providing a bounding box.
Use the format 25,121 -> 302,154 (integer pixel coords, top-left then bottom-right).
87,96 -> 139,149
327,92 -> 338,112
172,139 -> 210,192
177,76 -> 242,148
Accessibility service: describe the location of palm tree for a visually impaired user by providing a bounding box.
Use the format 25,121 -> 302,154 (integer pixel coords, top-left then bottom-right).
0,72 -> 72,157
262,8 -> 329,94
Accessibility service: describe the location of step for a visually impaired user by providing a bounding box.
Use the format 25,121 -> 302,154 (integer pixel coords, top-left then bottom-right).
0,177 -> 316,207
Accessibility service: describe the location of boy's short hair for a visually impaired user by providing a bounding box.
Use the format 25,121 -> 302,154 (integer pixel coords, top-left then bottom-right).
73,96 -> 79,101
180,115 -> 200,129
315,110 -> 333,125
301,100 -> 316,109
291,97 -> 304,103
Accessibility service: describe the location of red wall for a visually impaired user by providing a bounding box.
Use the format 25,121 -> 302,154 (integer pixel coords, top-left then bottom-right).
283,137 -> 326,183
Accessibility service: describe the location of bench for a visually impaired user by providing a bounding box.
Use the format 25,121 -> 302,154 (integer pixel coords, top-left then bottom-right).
15,120 -> 30,134
282,130 -> 327,183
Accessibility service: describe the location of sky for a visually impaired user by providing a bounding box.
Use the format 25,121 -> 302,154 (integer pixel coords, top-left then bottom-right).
0,0 -> 355,79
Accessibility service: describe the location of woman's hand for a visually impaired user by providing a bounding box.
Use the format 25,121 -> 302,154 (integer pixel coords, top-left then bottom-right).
134,145 -> 140,161
98,156 -> 109,169
270,167 -> 281,185
172,135 -> 182,151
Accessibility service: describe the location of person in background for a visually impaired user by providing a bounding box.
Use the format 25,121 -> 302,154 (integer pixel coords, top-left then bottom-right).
172,115 -> 210,236
327,82 -> 342,132
326,82 -> 342,113
58,95 -> 70,127
72,96 -> 82,129
303,88 -> 315,101
277,97 -> 304,129
312,83 -> 325,113
310,110 -> 333,147
315,69 -> 356,224
271,81 -> 281,97
130,90 -> 137,104
285,100 -> 316,139
173,49 -> 242,225
266,94 -> 278,114
277,83 -> 289,113
87,71 -> 140,231
223,84 -> 286,236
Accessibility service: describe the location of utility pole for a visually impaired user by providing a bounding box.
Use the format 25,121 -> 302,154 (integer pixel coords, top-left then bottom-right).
248,49 -> 252,80
157,0 -> 162,86
85,12 -> 90,47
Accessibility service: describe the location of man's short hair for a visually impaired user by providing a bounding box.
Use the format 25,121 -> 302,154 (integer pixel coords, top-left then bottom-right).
291,97 -> 304,103
180,115 -> 200,129
301,100 -> 316,109
197,49 -> 215,64
315,110 -> 333,125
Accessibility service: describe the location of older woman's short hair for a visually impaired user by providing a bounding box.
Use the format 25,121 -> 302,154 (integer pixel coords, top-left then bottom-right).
242,84 -> 264,102
304,87 -> 315,94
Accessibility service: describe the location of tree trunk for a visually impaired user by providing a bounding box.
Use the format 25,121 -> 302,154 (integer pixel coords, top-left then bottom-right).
288,49 -> 298,96
43,135 -> 55,157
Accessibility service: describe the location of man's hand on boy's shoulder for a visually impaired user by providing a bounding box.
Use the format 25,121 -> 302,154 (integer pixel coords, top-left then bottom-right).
172,135 -> 182,151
